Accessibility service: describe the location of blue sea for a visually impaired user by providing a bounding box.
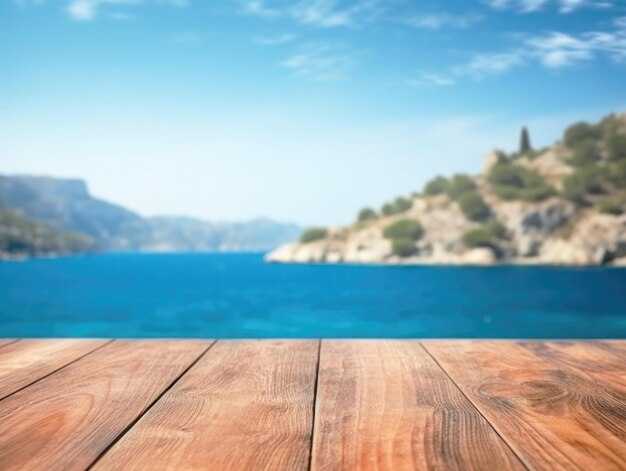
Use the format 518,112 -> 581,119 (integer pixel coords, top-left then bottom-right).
1,253 -> 625,338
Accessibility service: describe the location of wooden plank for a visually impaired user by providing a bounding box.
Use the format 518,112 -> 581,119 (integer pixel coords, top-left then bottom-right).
0,339 -> 18,350
0,340 -> 211,471
0,339 -> 109,399
425,341 -> 626,471
520,341 -> 626,389
93,340 -> 319,471
311,341 -> 525,470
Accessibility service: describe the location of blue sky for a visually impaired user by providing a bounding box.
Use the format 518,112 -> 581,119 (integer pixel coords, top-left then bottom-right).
1,0 -> 625,225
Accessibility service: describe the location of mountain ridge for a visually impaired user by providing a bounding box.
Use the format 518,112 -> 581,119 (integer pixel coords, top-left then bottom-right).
0,175 -> 301,258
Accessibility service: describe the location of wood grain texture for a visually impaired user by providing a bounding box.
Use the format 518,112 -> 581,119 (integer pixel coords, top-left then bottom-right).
0,339 -> 109,399
0,340 -> 210,471
520,341 -> 626,389
0,339 -> 18,350
93,340 -> 319,471
311,341 -> 525,471
425,341 -> 626,471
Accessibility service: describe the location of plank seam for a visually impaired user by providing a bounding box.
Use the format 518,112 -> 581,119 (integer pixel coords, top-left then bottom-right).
0,339 -> 115,403
418,342 -> 535,471
307,339 -> 322,471
85,340 -> 218,471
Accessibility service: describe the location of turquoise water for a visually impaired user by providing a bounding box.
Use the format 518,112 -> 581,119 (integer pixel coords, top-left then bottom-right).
0,253 -> 625,338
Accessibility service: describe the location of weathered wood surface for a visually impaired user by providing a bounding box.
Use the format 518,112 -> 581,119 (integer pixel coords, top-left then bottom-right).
93,340 -> 319,471
0,339 -> 110,399
311,341 -> 524,470
0,339 -> 18,350
424,341 -> 626,471
0,340 -> 624,470
0,340 -> 211,470
520,340 -> 626,389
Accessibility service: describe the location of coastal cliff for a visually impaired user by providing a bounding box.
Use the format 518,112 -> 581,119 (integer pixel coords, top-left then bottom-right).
267,113 -> 626,266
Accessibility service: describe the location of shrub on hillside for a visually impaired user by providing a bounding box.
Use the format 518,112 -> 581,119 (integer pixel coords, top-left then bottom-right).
485,221 -> 508,239
381,197 -> 413,216
598,114 -> 619,142
562,167 -> 607,203
458,191 -> 490,221
391,237 -> 418,257
609,161 -> 626,188
488,162 -> 555,202
599,200 -> 623,215
462,220 -> 508,248
564,121 -> 600,147
446,174 -> 476,200
607,133 -> 626,161
300,227 -> 328,243
357,208 -> 377,222
562,173 -> 587,204
394,197 -> 412,213
383,218 -> 424,240
381,203 -> 395,216
423,176 -> 449,196
488,162 -> 526,188
570,139 -> 600,167
462,228 -> 493,248
491,185 -> 520,201
521,184 -> 556,202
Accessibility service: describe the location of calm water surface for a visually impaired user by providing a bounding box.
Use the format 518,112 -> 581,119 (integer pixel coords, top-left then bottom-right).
1,253 -> 625,338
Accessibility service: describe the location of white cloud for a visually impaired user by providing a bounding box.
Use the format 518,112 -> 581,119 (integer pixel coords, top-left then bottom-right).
403,12 -> 482,30
67,0 -> 98,20
411,16 -> 626,86
460,50 -> 526,77
253,33 -> 297,46
242,0 -> 281,19
484,0 -> 613,13
527,32 -> 593,66
527,19 -> 626,66
65,0 -> 187,22
406,73 -> 455,87
280,42 -> 361,80
241,0 -> 383,29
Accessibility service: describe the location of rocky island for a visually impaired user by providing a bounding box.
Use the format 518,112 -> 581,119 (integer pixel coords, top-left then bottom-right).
267,113 -> 626,266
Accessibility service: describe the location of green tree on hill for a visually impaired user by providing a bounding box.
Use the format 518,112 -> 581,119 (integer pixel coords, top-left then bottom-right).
599,200 -> 623,216
570,139 -> 600,167
458,191 -> 490,222
300,227 -> 328,243
357,208 -> 377,222
391,238 -> 418,257
447,174 -> 476,200
463,221 -> 508,249
381,197 -> 412,216
520,127 -> 532,155
383,218 -> 424,240
423,176 -> 449,196
383,218 -> 424,257
564,122 -> 600,147
488,161 -> 555,202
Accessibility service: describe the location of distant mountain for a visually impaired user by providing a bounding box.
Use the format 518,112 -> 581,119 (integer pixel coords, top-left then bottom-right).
0,207 -> 95,259
0,175 -> 301,256
144,216 -> 301,253
268,112 -> 626,266
0,176 -> 150,251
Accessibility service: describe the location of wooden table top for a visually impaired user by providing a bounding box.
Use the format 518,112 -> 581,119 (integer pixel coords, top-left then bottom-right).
0,339 -> 624,470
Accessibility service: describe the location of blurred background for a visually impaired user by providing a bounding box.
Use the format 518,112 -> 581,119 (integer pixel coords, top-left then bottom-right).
1,0 -> 626,338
